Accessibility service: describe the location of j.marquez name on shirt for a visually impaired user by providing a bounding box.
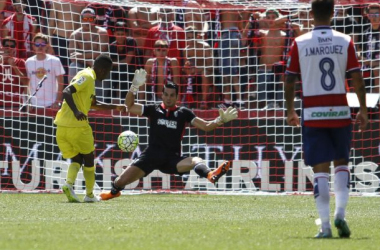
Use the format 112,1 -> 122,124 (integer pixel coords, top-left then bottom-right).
157,119 -> 177,129
305,45 -> 343,57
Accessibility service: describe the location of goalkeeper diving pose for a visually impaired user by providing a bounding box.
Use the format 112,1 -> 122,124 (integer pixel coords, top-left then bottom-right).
100,69 -> 238,200
54,54 -> 126,202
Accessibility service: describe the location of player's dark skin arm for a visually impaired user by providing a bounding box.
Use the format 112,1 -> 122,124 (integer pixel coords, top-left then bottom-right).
90,98 -> 126,112
350,70 -> 368,131
284,74 -> 301,127
63,85 -> 126,118
351,71 -> 367,111
284,74 -> 298,112
62,85 -> 87,121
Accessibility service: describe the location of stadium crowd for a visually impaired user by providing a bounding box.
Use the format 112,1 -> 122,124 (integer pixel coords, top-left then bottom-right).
0,0 -> 379,110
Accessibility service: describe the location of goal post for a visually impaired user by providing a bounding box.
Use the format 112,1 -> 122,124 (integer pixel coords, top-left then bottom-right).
0,0 -> 379,194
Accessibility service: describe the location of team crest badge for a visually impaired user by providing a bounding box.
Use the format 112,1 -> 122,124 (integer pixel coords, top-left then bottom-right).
76,76 -> 86,85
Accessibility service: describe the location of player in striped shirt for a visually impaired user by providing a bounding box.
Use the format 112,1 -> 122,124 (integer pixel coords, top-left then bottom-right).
284,0 -> 368,239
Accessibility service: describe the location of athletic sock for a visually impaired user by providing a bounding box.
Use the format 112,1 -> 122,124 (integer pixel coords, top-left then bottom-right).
193,162 -> 210,178
66,162 -> 81,186
334,165 -> 350,220
83,166 -> 95,197
314,172 -> 331,230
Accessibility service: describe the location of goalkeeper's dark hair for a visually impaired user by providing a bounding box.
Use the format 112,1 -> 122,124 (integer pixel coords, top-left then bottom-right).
164,81 -> 179,95
311,0 -> 334,22
94,54 -> 113,69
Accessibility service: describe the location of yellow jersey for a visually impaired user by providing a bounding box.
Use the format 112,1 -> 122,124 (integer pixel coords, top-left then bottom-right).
54,68 -> 96,127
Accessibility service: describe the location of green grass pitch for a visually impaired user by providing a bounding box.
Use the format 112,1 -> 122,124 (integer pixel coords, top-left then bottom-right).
0,194 -> 378,250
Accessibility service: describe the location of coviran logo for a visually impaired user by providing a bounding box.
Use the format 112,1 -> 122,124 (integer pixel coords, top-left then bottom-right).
311,111 -> 348,117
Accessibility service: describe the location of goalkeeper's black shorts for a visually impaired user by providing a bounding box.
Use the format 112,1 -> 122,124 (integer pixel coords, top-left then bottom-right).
131,146 -> 187,176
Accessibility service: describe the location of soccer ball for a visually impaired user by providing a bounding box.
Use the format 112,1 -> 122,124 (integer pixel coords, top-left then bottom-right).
117,130 -> 139,152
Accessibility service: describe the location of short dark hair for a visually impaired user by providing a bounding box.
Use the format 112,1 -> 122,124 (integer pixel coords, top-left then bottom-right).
2,36 -> 16,47
265,8 -> 280,18
312,0 -> 334,22
111,6 -> 127,19
114,21 -> 127,33
94,54 -> 113,68
12,0 -> 26,5
164,82 -> 179,95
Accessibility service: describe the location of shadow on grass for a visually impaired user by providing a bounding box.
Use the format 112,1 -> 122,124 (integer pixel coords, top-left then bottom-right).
288,236 -> 371,240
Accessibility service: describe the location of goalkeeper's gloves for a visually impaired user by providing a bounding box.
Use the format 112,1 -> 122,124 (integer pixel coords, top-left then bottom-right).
130,69 -> 147,94
214,106 -> 238,125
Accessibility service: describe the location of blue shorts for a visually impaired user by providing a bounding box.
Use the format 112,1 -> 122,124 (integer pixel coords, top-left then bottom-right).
220,29 -> 241,75
302,125 -> 352,166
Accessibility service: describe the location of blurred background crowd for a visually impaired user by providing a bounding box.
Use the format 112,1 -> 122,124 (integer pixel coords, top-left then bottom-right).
0,0 -> 379,111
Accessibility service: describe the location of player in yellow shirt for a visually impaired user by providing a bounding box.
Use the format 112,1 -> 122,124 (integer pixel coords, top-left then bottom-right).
54,54 -> 126,202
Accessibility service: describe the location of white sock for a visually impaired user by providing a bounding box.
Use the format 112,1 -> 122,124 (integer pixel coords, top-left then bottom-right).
314,172 -> 331,230
334,165 -> 350,220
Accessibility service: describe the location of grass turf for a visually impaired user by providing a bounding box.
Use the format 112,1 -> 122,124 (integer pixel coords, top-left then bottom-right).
0,194 -> 378,250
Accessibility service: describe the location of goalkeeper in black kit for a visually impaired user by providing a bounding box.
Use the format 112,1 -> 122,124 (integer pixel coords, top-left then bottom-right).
100,69 -> 238,200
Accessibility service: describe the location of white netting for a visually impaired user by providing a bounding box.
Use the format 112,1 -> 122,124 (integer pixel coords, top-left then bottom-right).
0,0 -> 379,194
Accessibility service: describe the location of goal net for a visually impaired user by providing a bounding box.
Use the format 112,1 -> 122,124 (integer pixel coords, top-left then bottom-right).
0,0 -> 379,194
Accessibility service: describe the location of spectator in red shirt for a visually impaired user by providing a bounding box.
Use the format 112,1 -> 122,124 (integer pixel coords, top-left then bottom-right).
0,0 -> 14,24
0,36 -> 28,108
144,8 -> 186,67
1,0 -> 36,59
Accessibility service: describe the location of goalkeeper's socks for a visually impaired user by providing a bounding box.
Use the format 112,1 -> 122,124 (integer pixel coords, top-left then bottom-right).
83,166 -> 95,196
334,166 -> 350,220
314,173 -> 331,230
193,162 -> 210,178
111,180 -> 123,195
66,162 -> 81,185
